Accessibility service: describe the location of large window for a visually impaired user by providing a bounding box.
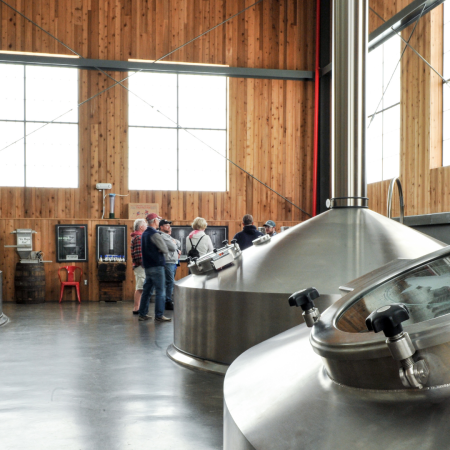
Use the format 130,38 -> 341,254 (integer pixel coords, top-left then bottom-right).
443,2 -> 450,166
128,72 -> 227,191
366,36 -> 401,184
0,64 -> 78,188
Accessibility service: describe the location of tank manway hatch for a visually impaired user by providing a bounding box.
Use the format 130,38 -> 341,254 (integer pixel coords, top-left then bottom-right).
311,245 -> 450,393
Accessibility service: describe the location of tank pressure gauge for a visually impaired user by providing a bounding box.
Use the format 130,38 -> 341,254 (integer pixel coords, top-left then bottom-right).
288,287 -> 321,327
366,304 -> 430,389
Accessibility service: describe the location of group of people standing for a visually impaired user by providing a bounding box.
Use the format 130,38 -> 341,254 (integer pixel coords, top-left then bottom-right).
130,214 -> 215,322
232,214 -> 277,250
131,213 -> 181,322
130,213 -> 278,322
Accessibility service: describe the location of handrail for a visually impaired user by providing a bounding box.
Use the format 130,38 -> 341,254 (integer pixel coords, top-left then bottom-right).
387,177 -> 405,224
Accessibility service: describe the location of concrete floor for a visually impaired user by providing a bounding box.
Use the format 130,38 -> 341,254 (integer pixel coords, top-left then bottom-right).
0,302 -> 224,450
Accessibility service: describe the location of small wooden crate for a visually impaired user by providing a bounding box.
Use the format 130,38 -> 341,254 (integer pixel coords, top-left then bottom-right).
97,262 -> 126,302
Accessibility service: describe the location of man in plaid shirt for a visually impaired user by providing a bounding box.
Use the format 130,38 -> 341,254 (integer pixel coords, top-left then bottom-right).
131,218 -> 147,315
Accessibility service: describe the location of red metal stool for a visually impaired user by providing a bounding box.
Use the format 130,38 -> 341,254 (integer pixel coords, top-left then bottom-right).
58,266 -> 83,303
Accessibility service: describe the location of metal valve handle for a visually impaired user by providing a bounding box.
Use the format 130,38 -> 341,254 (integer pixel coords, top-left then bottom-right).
365,303 -> 409,337
288,288 -> 321,328
288,287 -> 320,311
366,303 -> 429,389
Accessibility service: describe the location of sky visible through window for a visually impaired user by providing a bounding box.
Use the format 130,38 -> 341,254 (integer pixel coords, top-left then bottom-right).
0,64 -> 78,188
366,35 -> 401,184
128,72 -> 227,192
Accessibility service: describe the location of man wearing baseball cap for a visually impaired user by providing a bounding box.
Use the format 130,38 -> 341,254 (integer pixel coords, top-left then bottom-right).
138,213 -> 177,322
263,220 -> 277,237
158,219 -> 181,311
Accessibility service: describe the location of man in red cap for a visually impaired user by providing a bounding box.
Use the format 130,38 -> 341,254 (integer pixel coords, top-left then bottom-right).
138,213 -> 177,322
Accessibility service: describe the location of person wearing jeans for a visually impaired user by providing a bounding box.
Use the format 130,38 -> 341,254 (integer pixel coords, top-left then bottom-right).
158,219 -> 181,310
140,266 -> 166,320
138,213 -> 177,322
164,262 -> 178,308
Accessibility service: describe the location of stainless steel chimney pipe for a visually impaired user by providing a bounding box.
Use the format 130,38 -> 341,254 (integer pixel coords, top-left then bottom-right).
331,0 -> 368,208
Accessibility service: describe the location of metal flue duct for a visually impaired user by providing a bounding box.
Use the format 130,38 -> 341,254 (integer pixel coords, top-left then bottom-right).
331,0 -> 367,207
170,0 -> 445,371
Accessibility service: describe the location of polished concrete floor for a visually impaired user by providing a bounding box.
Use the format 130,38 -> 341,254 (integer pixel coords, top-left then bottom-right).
0,302 -> 224,450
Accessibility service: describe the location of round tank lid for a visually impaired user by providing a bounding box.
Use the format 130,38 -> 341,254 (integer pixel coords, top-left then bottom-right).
311,246 -> 450,391
337,250 -> 450,333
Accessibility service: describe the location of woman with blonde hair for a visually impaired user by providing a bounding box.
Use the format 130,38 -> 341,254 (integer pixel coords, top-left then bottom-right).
186,217 -> 214,258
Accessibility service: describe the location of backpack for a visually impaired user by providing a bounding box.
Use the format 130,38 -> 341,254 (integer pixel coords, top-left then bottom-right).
187,235 -> 205,259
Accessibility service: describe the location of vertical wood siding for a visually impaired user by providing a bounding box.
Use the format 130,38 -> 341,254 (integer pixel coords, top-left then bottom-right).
0,0 -> 315,222
0,0 -> 316,300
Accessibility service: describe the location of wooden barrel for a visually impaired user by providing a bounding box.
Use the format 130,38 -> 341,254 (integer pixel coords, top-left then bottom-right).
15,263 -> 46,304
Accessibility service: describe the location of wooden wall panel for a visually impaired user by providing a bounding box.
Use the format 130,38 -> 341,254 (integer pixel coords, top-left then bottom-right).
0,218 -> 300,302
0,0 -> 316,301
0,0 -> 315,223
2,0 -> 445,300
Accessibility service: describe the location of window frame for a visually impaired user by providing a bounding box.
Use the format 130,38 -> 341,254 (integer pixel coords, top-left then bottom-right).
366,36 -> 401,184
128,71 -> 228,192
0,63 -> 79,188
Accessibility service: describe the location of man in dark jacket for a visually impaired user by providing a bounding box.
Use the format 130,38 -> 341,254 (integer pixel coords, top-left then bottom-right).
233,214 -> 263,251
138,213 -> 177,322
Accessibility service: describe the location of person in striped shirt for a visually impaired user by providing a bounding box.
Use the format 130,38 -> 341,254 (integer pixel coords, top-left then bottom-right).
131,218 -> 147,315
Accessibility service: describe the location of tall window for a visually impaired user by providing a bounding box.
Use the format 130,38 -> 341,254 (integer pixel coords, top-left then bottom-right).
128,72 -> 227,191
443,2 -> 450,165
0,64 -> 78,188
366,36 -> 401,183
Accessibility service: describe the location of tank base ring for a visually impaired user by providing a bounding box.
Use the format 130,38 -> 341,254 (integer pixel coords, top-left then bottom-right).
166,344 -> 228,375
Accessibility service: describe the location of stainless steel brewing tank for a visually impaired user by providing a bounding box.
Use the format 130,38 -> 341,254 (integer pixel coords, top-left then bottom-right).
224,246 -> 450,450
172,0 -> 446,371
173,208 -> 445,367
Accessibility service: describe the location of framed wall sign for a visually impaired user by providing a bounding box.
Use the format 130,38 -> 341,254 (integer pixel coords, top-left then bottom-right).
56,224 -> 88,262
96,225 -> 127,261
171,225 -> 228,261
128,203 -> 159,219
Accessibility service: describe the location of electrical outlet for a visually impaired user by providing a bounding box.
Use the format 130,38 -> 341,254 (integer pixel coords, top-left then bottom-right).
84,280 -> 88,285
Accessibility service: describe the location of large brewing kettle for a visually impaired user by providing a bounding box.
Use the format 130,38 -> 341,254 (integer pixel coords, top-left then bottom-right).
223,245 -> 450,450
172,207 -> 445,367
